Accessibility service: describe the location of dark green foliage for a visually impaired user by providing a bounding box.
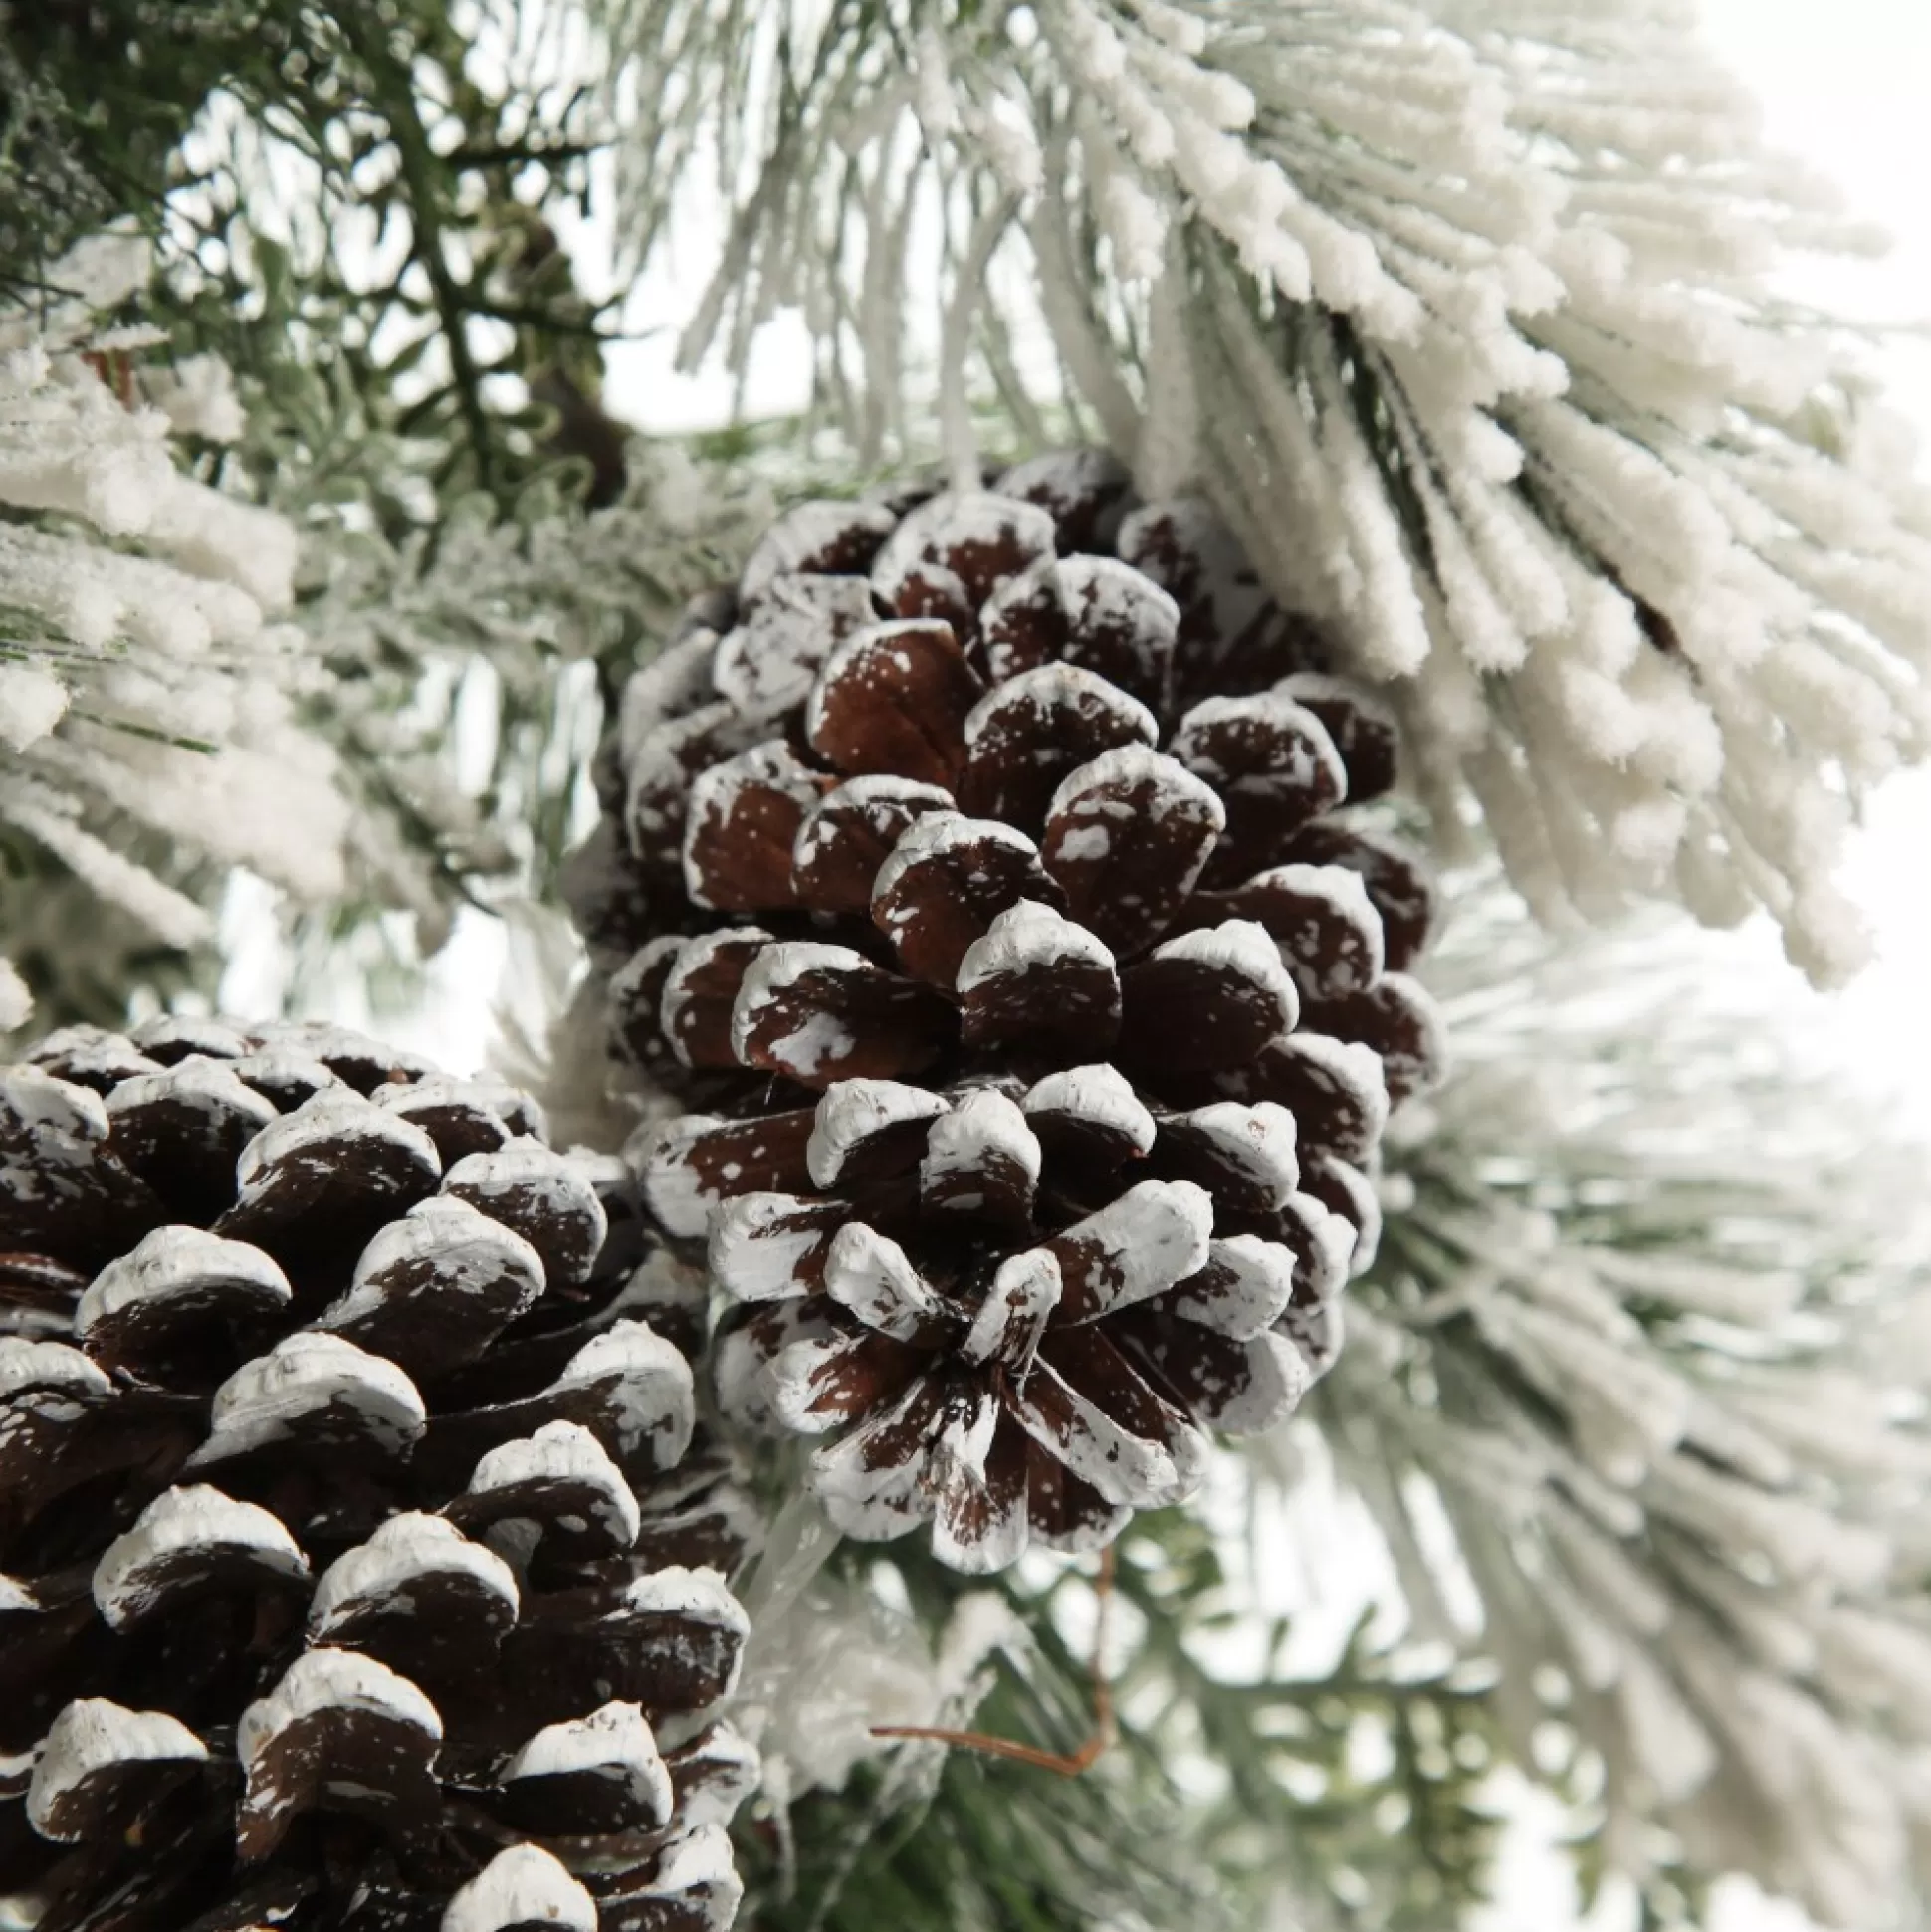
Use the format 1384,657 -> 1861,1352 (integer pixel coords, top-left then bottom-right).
2,0 -> 626,524
741,1727 -> 1223,1932
736,1511 -> 1504,1932
0,0 -> 653,1028
0,0 -> 250,277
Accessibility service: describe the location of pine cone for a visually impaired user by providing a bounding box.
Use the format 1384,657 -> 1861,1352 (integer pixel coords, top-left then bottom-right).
0,1018 -> 758,1931
583,453 -> 1444,1572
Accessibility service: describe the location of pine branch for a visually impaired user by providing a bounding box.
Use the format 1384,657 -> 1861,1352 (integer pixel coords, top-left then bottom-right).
3,0 -> 638,530
586,0 -> 1931,984
333,11 -> 501,501
0,1 -> 693,1022
1302,878 -> 1931,1928
727,1505 -> 1506,1932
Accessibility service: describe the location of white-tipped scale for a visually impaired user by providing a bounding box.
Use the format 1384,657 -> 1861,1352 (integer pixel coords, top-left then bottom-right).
308,1513 -> 519,1639
440,1842 -> 597,1932
549,1320 -> 695,1466
823,1223 -> 950,1341
1021,1065 -> 1157,1155
921,1089 -> 1042,1201
0,1338 -> 110,1400
237,1648 -> 442,1771
190,1333 -> 426,1465
466,1420 -> 642,1551
505,1700 -> 673,1825
93,1485 -> 309,1629
709,1192 -> 836,1304
28,1700 -> 207,1839
955,900 -> 1115,994
233,1091 -> 442,1195
1051,1179 -> 1214,1319
77,1226 -> 292,1339
805,1079 -> 949,1188
870,809 -> 1038,900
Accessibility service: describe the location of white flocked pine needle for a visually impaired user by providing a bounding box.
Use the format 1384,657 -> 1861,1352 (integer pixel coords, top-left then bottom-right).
1298,883 -> 1931,1927
599,0 -> 1931,983
0,229 -> 345,981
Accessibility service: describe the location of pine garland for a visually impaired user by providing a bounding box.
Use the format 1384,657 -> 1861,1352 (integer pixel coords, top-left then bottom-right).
6,7 -> 1931,1932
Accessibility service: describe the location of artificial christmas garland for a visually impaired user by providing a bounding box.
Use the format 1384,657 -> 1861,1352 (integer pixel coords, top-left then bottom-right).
6,2 -> 1931,1924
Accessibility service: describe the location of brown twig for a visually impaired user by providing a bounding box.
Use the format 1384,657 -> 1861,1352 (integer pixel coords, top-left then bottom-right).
869,1546 -> 1119,1777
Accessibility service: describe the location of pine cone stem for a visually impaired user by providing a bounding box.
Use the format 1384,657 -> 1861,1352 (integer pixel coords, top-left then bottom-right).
868,1546 -> 1118,1777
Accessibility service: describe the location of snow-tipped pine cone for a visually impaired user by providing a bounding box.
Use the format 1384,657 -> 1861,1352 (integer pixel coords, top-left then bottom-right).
0,1017 -> 757,1931
577,452 -> 1445,1573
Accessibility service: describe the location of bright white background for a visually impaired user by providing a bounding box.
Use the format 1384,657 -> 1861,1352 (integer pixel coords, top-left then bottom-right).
264,7 -> 1931,1926
1696,0 -> 1931,1134
1491,7 -> 1931,1924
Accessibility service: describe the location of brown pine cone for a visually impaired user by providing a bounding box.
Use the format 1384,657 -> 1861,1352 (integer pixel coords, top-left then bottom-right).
581,453 -> 1444,1573
0,1018 -> 757,1931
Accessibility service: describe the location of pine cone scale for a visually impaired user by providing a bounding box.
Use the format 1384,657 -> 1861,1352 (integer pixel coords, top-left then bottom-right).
804,619 -> 985,787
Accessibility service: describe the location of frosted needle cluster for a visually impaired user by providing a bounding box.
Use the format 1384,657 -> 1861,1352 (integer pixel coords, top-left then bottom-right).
0,230 -> 341,1007
1310,891 -> 1931,1926
611,0 -> 1931,982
